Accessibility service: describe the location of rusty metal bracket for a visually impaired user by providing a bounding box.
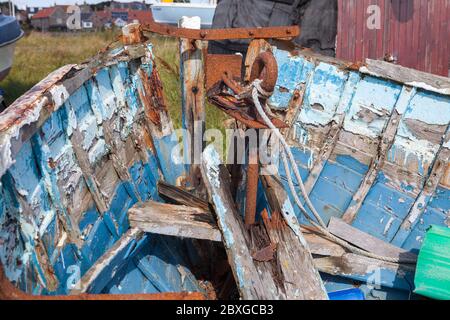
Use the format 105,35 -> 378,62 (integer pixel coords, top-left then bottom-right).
207,51 -> 286,130
205,54 -> 243,92
207,51 -> 287,227
140,17 -> 300,41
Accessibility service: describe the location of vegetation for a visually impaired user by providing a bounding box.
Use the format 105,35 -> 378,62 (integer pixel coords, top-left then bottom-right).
0,31 -> 227,130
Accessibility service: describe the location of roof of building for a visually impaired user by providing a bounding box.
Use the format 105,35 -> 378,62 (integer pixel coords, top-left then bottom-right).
93,8 -> 153,24
31,6 -> 68,20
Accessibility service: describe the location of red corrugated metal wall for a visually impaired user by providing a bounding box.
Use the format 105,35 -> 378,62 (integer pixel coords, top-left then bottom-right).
337,0 -> 450,76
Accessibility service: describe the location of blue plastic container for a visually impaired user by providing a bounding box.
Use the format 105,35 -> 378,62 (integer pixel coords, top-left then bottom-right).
328,288 -> 365,300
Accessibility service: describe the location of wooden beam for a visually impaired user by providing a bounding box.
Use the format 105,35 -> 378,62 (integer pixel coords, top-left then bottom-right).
313,253 -> 415,291
157,181 -> 210,212
261,175 -> 329,300
328,217 -> 417,262
362,59 -> 450,96
141,189 -> 346,258
180,18 -> 206,189
393,128 -> 450,246
128,200 -> 221,242
71,228 -> 144,294
132,184 -> 414,291
71,129 -> 108,214
303,121 -> 343,193
201,146 -> 283,300
298,225 -> 415,291
300,225 -> 347,257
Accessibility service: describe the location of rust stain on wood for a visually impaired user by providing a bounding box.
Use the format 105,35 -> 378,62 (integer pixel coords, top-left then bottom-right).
137,62 -> 168,130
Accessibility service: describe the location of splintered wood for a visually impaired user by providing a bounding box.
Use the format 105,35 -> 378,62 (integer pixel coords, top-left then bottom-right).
128,201 -> 221,242
200,145 -> 329,300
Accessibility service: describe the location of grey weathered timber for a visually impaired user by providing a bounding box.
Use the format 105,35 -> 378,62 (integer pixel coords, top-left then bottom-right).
180,18 -> 206,189
261,175 -> 329,300
157,181 -> 210,212
300,225 -> 347,257
327,217 -> 417,262
128,201 -> 221,242
361,59 -> 450,96
313,252 -> 415,281
200,146 -> 283,300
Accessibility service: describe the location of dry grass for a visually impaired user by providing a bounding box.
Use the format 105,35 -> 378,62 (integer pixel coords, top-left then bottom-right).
0,31 -> 117,105
0,31 -> 227,130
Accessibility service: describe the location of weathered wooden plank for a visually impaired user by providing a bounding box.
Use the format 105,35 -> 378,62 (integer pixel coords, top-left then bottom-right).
342,86 -> 416,223
136,190 -> 347,259
392,128 -> 450,246
313,252 -> 415,291
328,217 -> 417,262
288,48 -> 450,96
128,200 -> 221,242
303,72 -> 361,194
70,129 -> 109,214
261,175 -> 329,300
71,228 -> 144,294
137,193 -> 347,260
361,59 -> 450,96
300,225 -> 347,257
103,119 -> 142,202
157,181 -> 209,212
180,18 -> 206,189
200,146 -> 281,300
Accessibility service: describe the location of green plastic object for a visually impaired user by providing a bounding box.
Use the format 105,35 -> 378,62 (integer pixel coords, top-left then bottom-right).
414,225 -> 450,300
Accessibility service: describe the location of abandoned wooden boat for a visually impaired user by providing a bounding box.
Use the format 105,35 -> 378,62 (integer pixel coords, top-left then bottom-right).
0,20 -> 449,300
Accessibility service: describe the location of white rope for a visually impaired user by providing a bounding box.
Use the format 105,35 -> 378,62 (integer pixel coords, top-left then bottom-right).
251,82 -> 417,265
251,80 -> 327,228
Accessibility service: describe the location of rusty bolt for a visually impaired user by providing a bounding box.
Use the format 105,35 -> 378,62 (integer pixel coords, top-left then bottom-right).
286,29 -> 292,35
249,31 -> 255,37
200,31 -> 206,39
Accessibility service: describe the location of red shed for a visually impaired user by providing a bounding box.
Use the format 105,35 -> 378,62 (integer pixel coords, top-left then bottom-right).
336,0 -> 450,77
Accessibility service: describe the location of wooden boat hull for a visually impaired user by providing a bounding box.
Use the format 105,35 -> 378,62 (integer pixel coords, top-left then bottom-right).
0,36 -> 449,299
0,44 -> 216,297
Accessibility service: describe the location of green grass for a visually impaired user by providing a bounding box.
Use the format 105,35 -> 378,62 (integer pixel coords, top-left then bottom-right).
0,31 -> 227,130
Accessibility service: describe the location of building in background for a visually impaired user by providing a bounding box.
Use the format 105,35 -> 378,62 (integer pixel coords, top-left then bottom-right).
30,6 -> 68,32
336,0 -> 450,77
110,1 -> 151,11
92,8 -> 154,29
26,6 -> 45,20
81,12 -> 94,30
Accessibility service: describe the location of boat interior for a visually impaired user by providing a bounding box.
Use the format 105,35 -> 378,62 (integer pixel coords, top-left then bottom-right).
0,21 -> 449,300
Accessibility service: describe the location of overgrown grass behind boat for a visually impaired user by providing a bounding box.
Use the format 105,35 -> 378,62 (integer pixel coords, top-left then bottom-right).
0,31 -> 227,132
